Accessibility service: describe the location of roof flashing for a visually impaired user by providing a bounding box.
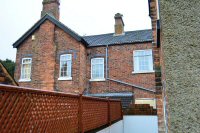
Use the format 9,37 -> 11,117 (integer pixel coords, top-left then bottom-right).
113,32 -> 125,36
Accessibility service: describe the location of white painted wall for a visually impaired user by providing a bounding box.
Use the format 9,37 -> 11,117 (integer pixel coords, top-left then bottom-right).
97,116 -> 158,133
123,116 -> 158,133
97,120 -> 123,133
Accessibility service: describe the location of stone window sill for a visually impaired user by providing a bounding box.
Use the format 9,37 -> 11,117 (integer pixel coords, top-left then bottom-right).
89,78 -> 106,82
18,79 -> 31,82
132,70 -> 155,74
58,77 -> 72,81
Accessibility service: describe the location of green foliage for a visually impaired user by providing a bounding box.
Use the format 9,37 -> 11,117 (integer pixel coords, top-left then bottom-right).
0,59 -> 15,78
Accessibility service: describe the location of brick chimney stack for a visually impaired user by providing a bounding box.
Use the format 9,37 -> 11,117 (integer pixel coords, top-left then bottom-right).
114,13 -> 125,35
41,0 -> 60,20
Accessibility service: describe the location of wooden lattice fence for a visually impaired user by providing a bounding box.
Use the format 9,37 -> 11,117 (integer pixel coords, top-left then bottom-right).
0,84 -> 122,133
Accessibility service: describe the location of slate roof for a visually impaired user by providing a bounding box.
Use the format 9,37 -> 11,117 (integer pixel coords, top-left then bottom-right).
83,30 -> 153,47
86,92 -> 134,109
13,14 -> 153,48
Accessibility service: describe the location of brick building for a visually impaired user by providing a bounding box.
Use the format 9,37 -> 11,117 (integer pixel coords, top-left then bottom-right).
13,0 -> 158,110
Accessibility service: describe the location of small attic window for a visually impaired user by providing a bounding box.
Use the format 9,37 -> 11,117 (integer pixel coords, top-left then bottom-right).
32,35 -> 35,41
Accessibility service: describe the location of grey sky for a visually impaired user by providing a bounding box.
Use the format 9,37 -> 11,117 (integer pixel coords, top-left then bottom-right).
0,0 -> 151,61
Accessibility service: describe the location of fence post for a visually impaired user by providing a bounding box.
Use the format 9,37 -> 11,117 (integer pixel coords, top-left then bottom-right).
78,94 -> 83,133
120,102 -> 123,120
107,98 -> 111,125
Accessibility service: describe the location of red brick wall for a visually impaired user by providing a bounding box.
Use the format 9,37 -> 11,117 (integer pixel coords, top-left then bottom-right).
79,44 -> 87,91
87,43 -> 156,99
15,20 -> 87,93
54,27 -> 87,93
15,20 -> 56,91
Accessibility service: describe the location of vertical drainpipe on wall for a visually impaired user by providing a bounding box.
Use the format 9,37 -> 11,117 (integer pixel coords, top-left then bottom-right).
106,44 -> 109,80
105,44 -> 109,92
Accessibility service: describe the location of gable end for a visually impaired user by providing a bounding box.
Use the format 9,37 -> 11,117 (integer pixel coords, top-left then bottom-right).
13,14 -> 86,48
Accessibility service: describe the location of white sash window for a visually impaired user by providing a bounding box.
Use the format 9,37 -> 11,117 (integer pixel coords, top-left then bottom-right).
90,58 -> 105,81
20,58 -> 32,82
133,49 -> 154,73
58,54 -> 72,80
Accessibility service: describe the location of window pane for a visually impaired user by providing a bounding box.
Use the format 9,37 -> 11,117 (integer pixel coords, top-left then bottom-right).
91,58 -> 104,79
21,58 -> 32,80
139,56 -> 149,71
67,60 -> 71,77
134,50 -> 153,72
23,59 -> 31,64
59,54 -> 72,78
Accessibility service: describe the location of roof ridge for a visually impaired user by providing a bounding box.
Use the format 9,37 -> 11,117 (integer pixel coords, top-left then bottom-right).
83,29 -> 152,37
83,32 -> 113,37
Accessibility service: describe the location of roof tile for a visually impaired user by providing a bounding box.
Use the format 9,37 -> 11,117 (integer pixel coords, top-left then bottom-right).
83,29 -> 153,47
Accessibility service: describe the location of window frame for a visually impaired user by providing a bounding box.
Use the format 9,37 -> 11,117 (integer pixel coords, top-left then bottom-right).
132,49 -> 154,74
19,58 -> 32,82
90,58 -> 105,81
58,54 -> 72,80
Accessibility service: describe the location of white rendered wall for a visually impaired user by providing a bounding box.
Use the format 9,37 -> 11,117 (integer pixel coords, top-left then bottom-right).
97,116 -> 158,133
123,116 -> 158,133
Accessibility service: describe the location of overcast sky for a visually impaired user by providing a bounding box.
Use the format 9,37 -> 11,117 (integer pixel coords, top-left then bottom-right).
0,0 -> 151,61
